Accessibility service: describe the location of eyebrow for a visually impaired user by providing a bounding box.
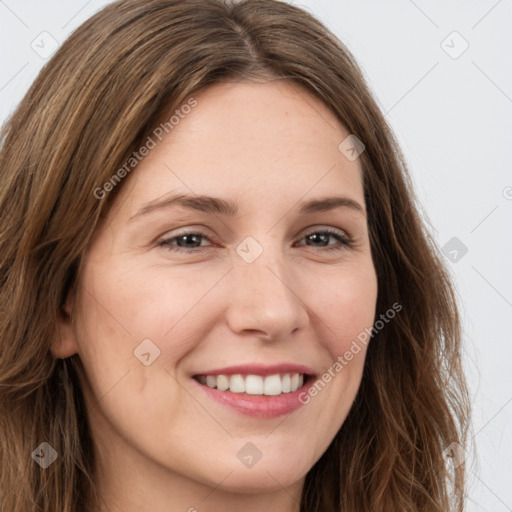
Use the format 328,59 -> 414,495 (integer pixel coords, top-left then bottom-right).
129,193 -> 365,221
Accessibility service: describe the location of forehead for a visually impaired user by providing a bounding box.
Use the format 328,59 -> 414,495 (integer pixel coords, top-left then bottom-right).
115,80 -> 364,218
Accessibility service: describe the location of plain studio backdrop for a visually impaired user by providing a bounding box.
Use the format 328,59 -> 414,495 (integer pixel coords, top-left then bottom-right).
0,1 -> 510,510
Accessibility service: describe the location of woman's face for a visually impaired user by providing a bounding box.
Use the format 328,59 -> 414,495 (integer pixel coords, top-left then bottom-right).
56,80 -> 378,500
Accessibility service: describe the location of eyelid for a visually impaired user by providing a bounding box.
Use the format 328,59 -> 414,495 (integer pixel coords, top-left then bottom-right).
299,225 -> 350,239
157,227 -> 217,248
157,224 -> 350,242
157,225 -> 217,242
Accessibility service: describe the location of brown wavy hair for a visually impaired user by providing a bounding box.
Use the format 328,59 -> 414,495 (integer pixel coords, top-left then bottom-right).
0,0 -> 471,510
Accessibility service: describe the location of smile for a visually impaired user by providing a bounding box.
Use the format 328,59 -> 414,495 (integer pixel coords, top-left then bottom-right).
193,372 -> 305,396
191,364 -> 316,418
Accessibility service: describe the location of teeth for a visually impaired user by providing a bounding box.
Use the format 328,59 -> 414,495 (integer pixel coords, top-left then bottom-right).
216,375 -> 229,391
282,374 -> 291,393
263,374 -> 282,395
229,374 -> 245,393
196,373 -> 306,395
291,373 -> 299,391
245,375 -> 264,395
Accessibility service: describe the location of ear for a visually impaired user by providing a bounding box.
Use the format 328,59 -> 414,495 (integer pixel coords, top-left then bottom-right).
51,295 -> 79,359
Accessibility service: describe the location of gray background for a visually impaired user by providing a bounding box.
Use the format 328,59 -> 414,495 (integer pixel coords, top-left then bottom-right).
1,1 -> 511,510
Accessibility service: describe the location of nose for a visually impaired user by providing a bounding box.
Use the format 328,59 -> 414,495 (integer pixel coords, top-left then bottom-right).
224,243 -> 310,342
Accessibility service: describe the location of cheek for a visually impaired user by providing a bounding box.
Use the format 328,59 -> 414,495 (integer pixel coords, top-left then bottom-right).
72,264 -> 192,437
73,259 -> 225,388
311,262 -> 378,358
78,257 -> 207,335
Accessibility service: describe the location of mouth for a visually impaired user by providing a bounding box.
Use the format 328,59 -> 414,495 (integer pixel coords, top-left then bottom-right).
191,365 -> 316,418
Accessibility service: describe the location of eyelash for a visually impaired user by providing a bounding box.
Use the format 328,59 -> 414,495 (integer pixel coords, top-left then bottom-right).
158,228 -> 353,254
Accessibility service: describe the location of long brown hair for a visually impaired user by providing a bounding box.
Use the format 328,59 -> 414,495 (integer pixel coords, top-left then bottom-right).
0,0 -> 471,510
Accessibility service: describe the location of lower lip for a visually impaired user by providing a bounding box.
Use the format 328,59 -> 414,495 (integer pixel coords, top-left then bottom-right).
192,378 -> 311,418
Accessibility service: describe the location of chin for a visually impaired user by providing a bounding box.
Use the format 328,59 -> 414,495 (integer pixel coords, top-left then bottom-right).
184,450 -> 310,494
207,465 -> 306,494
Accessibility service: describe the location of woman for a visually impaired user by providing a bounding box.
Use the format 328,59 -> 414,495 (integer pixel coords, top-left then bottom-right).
0,0 -> 471,511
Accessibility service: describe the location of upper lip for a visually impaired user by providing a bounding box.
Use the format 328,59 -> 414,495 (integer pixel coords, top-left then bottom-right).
193,363 -> 316,377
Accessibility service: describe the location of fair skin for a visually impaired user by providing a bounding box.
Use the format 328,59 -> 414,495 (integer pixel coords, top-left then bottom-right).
53,79 -> 378,512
